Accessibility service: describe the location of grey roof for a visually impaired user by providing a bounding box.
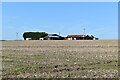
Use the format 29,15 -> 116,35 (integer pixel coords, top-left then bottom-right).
45,34 -> 61,38
48,34 -> 59,36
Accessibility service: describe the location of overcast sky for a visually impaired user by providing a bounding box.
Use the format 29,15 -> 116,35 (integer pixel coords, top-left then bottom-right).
2,2 -> 118,40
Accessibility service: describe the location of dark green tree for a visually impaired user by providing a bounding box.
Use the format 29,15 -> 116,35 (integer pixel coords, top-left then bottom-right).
23,32 -> 48,40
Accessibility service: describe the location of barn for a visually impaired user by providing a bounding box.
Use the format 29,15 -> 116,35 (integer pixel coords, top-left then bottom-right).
44,34 -> 64,40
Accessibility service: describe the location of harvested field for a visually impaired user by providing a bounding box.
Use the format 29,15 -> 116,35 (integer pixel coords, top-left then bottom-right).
1,40 -> 118,78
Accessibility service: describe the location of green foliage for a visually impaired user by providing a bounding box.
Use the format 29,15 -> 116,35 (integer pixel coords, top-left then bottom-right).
23,32 -> 48,40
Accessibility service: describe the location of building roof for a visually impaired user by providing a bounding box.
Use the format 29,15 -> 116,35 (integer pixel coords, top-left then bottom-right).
44,34 -> 61,38
66,35 -> 87,38
48,34 -> 59,36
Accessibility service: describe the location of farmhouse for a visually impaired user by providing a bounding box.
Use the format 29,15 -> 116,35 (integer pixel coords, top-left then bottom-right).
66,35 -> 98,40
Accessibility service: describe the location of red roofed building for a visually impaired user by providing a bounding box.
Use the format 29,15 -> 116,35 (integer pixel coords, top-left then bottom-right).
66,35 -> 98,40
67,35 -> 86,38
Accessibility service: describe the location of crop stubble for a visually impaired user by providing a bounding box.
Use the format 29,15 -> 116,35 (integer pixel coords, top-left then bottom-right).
1,40 -> 118,78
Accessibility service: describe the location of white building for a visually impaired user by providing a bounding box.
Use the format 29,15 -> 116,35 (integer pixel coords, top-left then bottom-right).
39,38 -> 44,40
26,38 -> 32,40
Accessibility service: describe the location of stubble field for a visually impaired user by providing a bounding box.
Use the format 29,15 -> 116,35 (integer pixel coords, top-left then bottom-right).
1,40 -> 118,78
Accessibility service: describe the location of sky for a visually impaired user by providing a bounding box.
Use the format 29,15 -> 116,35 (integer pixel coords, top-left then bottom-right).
2,2 -> 118,40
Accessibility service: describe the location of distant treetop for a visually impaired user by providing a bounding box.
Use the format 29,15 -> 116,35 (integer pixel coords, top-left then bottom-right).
23,32 -> 48,40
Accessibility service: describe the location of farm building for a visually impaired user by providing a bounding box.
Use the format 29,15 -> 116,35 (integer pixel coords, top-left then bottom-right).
44,34 -> 64,40
26,38 -> 32,40
23,32 -> 98,40
66,35 -> 98,40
